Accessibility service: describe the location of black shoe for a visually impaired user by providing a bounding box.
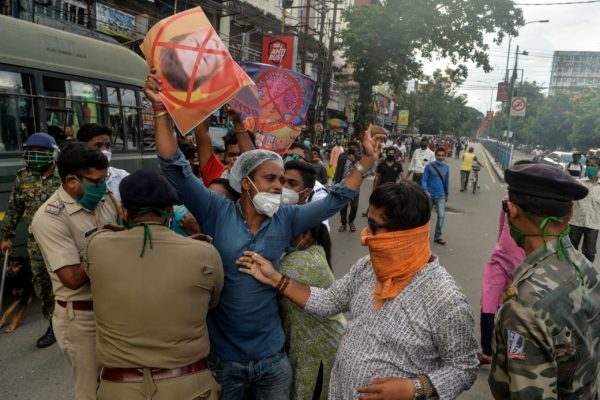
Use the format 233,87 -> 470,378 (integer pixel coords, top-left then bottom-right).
361,212 -> 368,217
36,324 -> 56,348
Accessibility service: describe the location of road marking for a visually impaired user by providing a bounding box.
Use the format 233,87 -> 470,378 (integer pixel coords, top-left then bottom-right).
480,148 -> 497,184
485,184 -> 490,191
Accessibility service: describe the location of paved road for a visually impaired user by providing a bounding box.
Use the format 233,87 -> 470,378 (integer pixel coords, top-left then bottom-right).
0,143 -> 528,399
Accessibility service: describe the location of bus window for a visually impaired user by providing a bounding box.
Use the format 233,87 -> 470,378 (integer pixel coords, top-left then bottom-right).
0,70 -> 35,152
43,76 -> 101,144
121,88 -> 139,150
107,86 -> 140,150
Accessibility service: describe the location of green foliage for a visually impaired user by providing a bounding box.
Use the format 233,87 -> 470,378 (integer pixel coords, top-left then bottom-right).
567,90 -> 600,150
339,0 -> 523,122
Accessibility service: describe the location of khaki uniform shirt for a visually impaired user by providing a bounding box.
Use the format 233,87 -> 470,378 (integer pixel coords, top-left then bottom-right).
489,238 -> 600,400
30,186 -> 120,302
85,225 -> 224,369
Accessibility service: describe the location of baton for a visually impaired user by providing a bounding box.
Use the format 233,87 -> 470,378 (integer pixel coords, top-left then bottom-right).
0,249 -> 9,314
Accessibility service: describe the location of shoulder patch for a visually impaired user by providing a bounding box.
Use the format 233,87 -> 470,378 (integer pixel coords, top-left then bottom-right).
507,329 -> 527,360
45,200 -> 64,215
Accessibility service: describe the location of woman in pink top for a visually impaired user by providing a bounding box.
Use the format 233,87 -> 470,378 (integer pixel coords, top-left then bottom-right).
478,194 -> 526,364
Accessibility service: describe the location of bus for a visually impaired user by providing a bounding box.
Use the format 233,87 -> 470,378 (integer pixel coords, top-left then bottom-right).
0,15 -> 155,252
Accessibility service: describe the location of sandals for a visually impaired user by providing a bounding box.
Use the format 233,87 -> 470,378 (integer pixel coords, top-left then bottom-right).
434,239 -> 447,245
477,352 -> 492,365
338,224 -> 347,232
349,223 -> 356,232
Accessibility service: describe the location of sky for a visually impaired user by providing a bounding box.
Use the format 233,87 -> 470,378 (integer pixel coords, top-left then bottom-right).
421,0 -> 600,114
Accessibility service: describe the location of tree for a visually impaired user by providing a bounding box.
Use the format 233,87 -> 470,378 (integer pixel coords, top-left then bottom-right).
530,92 -> 572,149
339,0 -> 523,124
567,89 -> 600,150
508,81 -> 546,145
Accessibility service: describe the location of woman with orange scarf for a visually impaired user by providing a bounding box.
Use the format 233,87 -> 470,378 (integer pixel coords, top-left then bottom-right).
237,181 -> 478,400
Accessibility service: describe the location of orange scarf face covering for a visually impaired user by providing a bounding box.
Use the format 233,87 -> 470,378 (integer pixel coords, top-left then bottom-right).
361,224 -> 432,310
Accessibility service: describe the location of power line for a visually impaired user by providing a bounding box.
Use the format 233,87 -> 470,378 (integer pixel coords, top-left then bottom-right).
516,0 -> 600,5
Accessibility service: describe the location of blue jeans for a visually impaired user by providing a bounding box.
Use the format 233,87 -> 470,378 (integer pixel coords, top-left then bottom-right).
207,351 -> 292,400
431,196 -> 446,240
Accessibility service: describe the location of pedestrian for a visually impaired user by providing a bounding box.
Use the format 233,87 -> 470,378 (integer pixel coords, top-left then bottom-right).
489,163 -> 600,399
422,148 -> 449,245
338,149 -> 359,232
145,70 -> 377,400
566,151 -> 585,177
372,147 -> 403,191
86,170 -> 223,400
30,142 -> 120,400
569,157 -> 600,262
280,222 -> 345,400
0,132 -> 60,348
478,160 -> 531,365
460,147 -> 479,192
77,124 -> 129,202
455,141 -> 462,159
329,140 -> 344,178
311,147 -> 328,185
238,181 -> 479,399
407,137 -> 435,186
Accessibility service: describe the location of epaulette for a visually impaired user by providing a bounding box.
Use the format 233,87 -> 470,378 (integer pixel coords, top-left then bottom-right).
190,233 -> 213,243
44,199 -> 64,215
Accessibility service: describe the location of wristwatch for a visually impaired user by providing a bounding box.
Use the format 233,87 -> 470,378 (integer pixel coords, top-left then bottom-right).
354,162 -> 369,178
411,377 -> 425,399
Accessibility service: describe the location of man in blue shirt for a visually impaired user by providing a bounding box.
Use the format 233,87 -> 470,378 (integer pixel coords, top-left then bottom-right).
144,70 -> 377,399
422,148 -> 450,245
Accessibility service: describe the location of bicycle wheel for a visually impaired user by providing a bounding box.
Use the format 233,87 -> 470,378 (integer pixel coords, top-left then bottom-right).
473,175 -> 477,194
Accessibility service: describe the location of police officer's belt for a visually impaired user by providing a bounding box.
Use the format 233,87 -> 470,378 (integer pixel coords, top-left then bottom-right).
100,358 -> 208,383
56,300 -> 93,311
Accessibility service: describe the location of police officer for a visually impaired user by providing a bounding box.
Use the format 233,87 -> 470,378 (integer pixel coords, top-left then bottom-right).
30,142 -> 120,400
489,163 -> 600,399
85,170 -> 223,400
0,132 -> 60,347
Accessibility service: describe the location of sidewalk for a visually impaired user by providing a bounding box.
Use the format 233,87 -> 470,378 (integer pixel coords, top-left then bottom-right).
478,143 -> 530,183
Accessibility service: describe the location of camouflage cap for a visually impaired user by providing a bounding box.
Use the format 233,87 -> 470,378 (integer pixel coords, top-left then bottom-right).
505,163 -> 588,202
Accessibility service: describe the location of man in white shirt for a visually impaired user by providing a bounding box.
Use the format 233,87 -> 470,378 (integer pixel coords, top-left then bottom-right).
77,124 -> 129,202
570,157 -> 600,262
407,137 -> 435,186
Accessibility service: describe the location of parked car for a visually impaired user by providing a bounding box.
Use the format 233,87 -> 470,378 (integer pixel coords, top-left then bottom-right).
540,151 -> 586,170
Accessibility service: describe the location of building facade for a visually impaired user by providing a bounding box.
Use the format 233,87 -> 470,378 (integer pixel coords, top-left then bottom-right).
549,51 -> 600,95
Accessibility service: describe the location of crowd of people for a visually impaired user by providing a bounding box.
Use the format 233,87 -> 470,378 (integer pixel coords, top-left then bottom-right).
0,67 -> 599,400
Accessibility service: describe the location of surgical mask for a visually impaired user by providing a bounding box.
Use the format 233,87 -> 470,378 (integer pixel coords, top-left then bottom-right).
435,159 -> 444,165
281,188 -> 300,205
24,151 -> 54,173
101,150 -> 112,163
586,166 -> 598,178
75,176 -> 107,210
248,179 -> 281,218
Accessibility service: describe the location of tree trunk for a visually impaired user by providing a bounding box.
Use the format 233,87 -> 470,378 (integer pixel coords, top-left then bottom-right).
358,80 -> 373,126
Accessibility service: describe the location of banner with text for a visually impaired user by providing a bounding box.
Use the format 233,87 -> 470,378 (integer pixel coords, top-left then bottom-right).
261,36 -> 298,70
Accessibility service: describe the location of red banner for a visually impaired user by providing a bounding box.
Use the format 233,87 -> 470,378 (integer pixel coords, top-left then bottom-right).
261,36 -> 297,70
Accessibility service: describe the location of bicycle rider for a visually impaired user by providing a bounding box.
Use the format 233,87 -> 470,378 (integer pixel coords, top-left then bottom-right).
460,147 -> 481,192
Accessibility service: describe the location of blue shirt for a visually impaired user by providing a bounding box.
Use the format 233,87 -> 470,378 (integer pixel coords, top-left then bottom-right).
422,161 -> 449,198
159,150 -> 358,362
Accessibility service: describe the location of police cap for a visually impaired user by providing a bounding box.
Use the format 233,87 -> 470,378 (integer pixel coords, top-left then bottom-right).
505,163 -> 588,202
25,132 -> 57,150
120,170 -> 180,208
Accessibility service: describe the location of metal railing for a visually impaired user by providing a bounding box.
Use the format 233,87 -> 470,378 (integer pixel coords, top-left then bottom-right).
482,139 -> 513,172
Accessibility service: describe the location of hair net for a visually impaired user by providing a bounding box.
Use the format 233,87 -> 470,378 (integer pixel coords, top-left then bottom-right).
229,150 -> 283,193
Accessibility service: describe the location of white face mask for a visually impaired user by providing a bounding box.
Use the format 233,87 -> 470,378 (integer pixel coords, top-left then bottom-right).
101,150 -> 112,163
281,188 -> 300,205
248,179 -> 282,218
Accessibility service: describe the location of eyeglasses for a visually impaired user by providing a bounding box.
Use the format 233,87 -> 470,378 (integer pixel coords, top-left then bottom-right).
367,218 -> 390,234
73,175 -> 107,187
283,153 -> 307,162
502,199 -> 509,213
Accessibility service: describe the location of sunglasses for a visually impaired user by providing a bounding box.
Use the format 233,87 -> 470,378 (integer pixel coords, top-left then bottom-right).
283,153 -> 307,162
73,175 -> 107,187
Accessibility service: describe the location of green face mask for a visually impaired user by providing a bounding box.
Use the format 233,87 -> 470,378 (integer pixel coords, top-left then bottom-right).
586,166 -> 598,178
24,151 -> 54,173
125,207 -> 171,257
75,176 -> 107,210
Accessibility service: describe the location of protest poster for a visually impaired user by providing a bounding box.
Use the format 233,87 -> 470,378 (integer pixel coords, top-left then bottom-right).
229,63 -> 316,154
140,7 -> 256,134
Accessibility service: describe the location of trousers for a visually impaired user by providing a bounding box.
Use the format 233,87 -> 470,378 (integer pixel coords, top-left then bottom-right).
53,303 -> 99,400
569,225 -> 599,262
340,195 -> 359,225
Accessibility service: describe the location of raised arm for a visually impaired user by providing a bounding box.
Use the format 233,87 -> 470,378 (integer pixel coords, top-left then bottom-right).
145,69 -> 177,158
224,105 -> 255,153
193,119 -> 213,169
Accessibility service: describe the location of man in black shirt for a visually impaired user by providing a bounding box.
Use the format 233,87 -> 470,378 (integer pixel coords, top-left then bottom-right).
373,147 -> 403,190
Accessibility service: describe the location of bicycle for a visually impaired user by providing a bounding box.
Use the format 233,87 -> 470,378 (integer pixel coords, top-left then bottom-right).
472,161 -> 481,194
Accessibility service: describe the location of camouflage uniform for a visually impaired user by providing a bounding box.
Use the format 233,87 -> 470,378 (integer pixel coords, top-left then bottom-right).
0,167 -> 60,321
489,237 -> 600,399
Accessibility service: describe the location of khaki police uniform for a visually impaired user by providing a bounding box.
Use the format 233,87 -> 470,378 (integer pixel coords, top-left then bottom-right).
85,224 -> 224,400
30,186 -> 119,400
